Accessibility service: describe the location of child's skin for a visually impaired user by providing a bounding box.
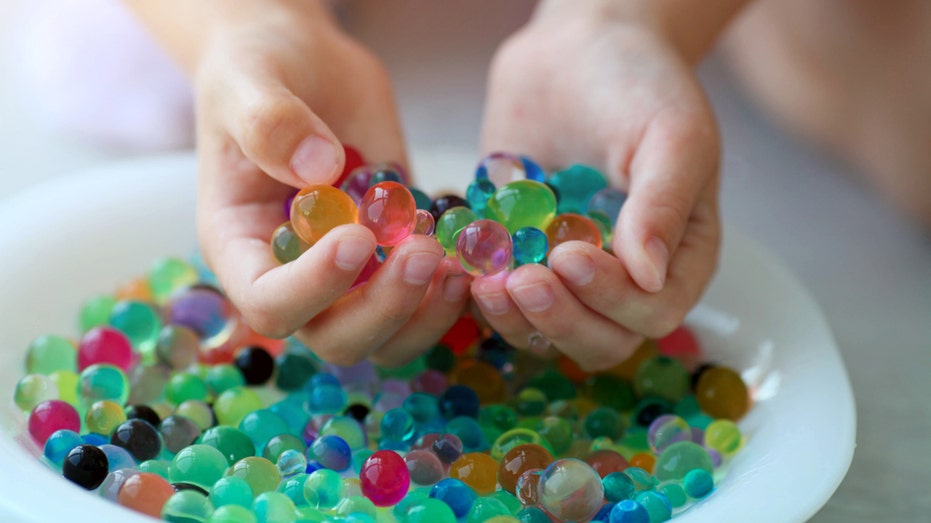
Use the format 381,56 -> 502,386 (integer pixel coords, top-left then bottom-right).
125,0 -> 742,371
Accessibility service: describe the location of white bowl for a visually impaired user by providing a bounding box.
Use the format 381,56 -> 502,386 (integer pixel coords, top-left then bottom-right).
0,153 -> 855,522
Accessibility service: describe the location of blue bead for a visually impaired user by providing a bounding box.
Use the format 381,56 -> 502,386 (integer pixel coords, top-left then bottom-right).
99,443 -> 136,472
512,227 -> 548,265
593,503 -> 616,522
520,156 -> 547,182
439,385 -> 480,419
609,500 -> 650,523
308,384 -> 348,414
81,433 -> 108,446
430,478 -> 477,518
307,435 -> 352,472
308,373 -> 341,389
44,429 -> 83,467
466,179 -> 497,218
587,187 -> 627,222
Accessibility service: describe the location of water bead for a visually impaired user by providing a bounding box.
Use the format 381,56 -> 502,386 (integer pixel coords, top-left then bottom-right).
211,476 -> 255,509
147,257 -> 198,302
14,374 -> 58,412
26,334 -> 77,374
629,453 -> 656,474
380,408 -> 415,443
319,416 -> 366,450
408,187 -> 432,212
43,428 -> 83,467
703,419 -> 742,457
584,407 -> 626,440
695,367 -> 751,421
62,444 -> 109,490
535,416 -> 573,455
404,449 -> 444,486
456,219 -> 513,276
603,471 -> 637,503
116,277 -> 154,302
262,434 -> 307,464
475,152 -> 527,187
128,365 -> 171,406
274,352 -> 317,392
435,206 -> 478,256
656,482 -> 687,508
308,384 -> 348,414
635,357 -> 690,403
254,491 -> 298,523
209,505 -> 257,523
635,398 -> 674,428
214,386 -> 264,427
548,164 -> 608,214
634,491 -> 672,522
446,416 -> 487,453
155,326 -> 201,370
307,435 -> 352,472
517,507 -> 550,523
545,213 -> 603,251
159,415 -> 202,454
431,433 -> 464,464
647,415 -> 691,454
227,456 -> 281,495
584,449 -> 630,478
536,458 -> 605,522
199,426 -> 256,465
176,400 -> 216,431
682,468 -> 714,498
238,409 -> 289,453
491,428 -> 550,461
358,181 -> 417,246
79,295 -> 118,334
167,286 -> 238,350
653,441 -> 713,483
166,373 -> 209,405
357,450 -> 410,507
609,500 -> 650,523
270,222 -> 310,265
439,385 -> 480,419
168,444 -> 230,493
206,365 -> 246,395
512,388 -> 547,417
465,178 -> 497,218
465,497 -> 511,523
234,346 -> 275,386
161,490 -> 214,522
28,399 -> 80,446
110,418 -> 162,461
485,180 -> 557,234
109,300 -> 162,355
304,469 -> 345,511
290,184 -> 359,245
85,400 -> 127,435
497,443 -> 553,495
77,327 -> 134,372
406,499 -> 458,523
453,360 -> 507,405
429,478 -> 477,518
526,370 -> 577,402
449,452 -> 499,496
409,208 -> 436,237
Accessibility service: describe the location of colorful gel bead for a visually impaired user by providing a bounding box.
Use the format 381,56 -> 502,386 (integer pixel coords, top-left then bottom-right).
26,334 -> 77,374
653,441 -> 713,482
498,443 -> 554,494
369,163 -> 406,186
682,468 -> 714,498
412,208 -> 436,236
439,385 -> 480,419
319,416 -> 366,451
587,187 -> 627,222
409,187 -> 433,211
160,415 -> 203,453
465,178 -> 497,218
239,409 -> 289,452
14,374 -> 58,412
446,416 -> 488,453
148,258 -> 199,303
227,456 -> 281,495
116,471 -> 174,517
28,399 -> 80,446
404,449 -> 444,486
79,295 -> 118,335
703,419 -> 742,457
465,497 -> 511,523
511,227 -> 548,266
435,206 -> 478,256
476,152 -> 528,187
448,452 -> 499,496
695,367 -> 751,421
155,326 -> 201,370
253,491 -> 298,523
78,326 -> 134,373
109,300 -> 162,355
647,415 -> 692,454
635,357 -> 691,403
431,433 -> 464,464
111,418 -> 162,461
209,505 -> 257,523
609,500 -> 650,523
62,444 -> 109,490
358,181 -> 418,246
166,372 -> 209,405
603,471 -> 637,503
456,219 -> 513,276
584,407 -> 626,440
211,476 -> 256,509
167,286 -> 238,350
169,444 -> 230,491
635,491 -> 672,522
214,386 -> 264,427
547,164 -> 608,214
304,468 -> 345,511
380,408 -> 415,443
491,428 -> 550,461
359,450 -> 410,506
270,222 -> 310,264
161,490 -> 214,522
485,180 -> 557,234
85,400 -> 127,435
545,213 -> 603,251
656,482 -> 687,508
290,184 -> 359,245
430,478 -> 477,518
43,429 -> 83,467
536,458 -> 605,522
307,435 -> 352,472
584,449 -> 630,478
429,194 -> 471,223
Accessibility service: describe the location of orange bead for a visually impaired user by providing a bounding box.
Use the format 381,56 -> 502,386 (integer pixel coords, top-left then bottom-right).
117,472 -> 174,517
449,452 -> 499,495
498,444 -> 554,494
545,213 -> 602,252
290,184 -> 358,246
629,452 -> 656,474
609,339 -> 658,380
451,360 -> 506,404
584,449 -> 629,478
115,277 -> 153,301
696,367 -> 751,421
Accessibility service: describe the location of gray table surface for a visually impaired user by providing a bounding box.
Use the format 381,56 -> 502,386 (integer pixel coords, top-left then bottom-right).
1,1 -> 929,521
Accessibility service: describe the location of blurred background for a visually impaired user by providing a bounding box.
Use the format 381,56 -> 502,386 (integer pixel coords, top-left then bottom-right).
0,0 -> 929,521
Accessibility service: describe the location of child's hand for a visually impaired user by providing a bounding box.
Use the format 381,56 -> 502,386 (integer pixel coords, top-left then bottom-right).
188,3 -> 472,366
475,8 -> 721,371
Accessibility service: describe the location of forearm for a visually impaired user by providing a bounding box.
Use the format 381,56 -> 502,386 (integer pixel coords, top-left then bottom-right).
122,0 -> 335,74
535,0 -> 752,64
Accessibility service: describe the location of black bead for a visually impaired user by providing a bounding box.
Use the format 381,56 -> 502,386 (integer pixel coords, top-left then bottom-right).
171,482 -> 209,495
690,363 -> 717,391
344,403 -> 371,423
125,404 -> 161,428
235,346 -> 275,385
111,419 -> 162,461
439,385 -> 480,419
62,444 -> 109,490
636,402 -> 672,427
429,195 -> 470,223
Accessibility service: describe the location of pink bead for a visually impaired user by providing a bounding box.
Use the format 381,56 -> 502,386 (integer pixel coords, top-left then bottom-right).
404,449 -> 445,486
455,219 -> 513,276
28,400 -> 80,446
413,209 -> 436,236
358,182 -> 418,246
411,370 -> 447,396
78,326 -> 134,372
360,450 -> 410,506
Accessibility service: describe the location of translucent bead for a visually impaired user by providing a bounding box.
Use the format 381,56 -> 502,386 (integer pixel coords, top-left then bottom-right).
704,419 -> 742,457
214,386 -> 264,427
435,206 -> 478,256
270,222 -> 310,264
253,492 -> 297,523
170,444 -> 229,491
536,458 -> 604,522
485,180 -> 557,234
608,499 -> 650,523
43,428 -> 83,467
319,416 -> 366,451
448,452 -> 499,496
14,374 -> 58,412
200,426 -> 257,465
26,334 -> 77,374
429,478 -> 477,518
682,468 -> 714,498
290,184 -> 359,245
512,227 -> 548,266
210,476 -> 256,509
586,187 -> 627,222
160,490 -> 214,522
209,505 -> 257,523
695,367 -> 750,421
307,435 -> 352,472
456,219 -> 513,276
118,471 -> 175,518
653,441 -> 713,482
108,300 -> 162,355
498,443 -> 554,495
166,286 -> 238,350
545,213 -> 603,251
584,449 -> 630,478
304,469 -> 345,511
584,407 -> 626,440
341,166 -> 376,203
603,472 -> 637,503
647,415 -> 691,454
227,456 -> 282,495
78,327 -> 134,372
79,296 -> 117,335
634,356 -> 690,403
85,400 -> 126,435
358,181 -> 418,246
548,165 -> 608,214
465,497 -> 511,523
148,257 -> 199,304
359,450 -> 410,506
405,449 -> 444,486
79,364 -> 130,407
465,178 -> 497,218
634,491 -> 672,522
155,326 -> 201,370
412,209 -> 436,236
406,498 -> 458,523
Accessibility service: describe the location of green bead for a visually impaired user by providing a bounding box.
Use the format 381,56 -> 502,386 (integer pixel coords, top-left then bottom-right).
162,490 -> 214,523
673,395 -> 701,419
275,353 -> 317,391
656,482 -> 687,508
584,407 -> 626,440
79,295 -> 117,334
78,364 -> 130,407
703,419 -> 742,457
254,491 -> 298,523
635,491 -> 672,522
294,505 -> 327,522
228,457 -> 282,495
85,400 -> 126,435
603,472 -> 637,502
465,497 -> 510,523
320,416 -> 366,451
586,210 -> 613,246
511,388 -> 547,417
526,370 -> 576,402
536,416 -> 573,456
207,365 -> 246,395
393,490 -> 429,520
584,375 -> 636,411
620,428 -> 650,453
271,222 -> 311,265
303,469 -> 345,511
623,467 -> 658,492
270,399 -> 312,436
239,410 -> 290,452
515,416 -> 544,431
377,356 -> 426,380
263,434 -> 307,463
176,400 -> 216,431
435,207 -> 478,255
335,495 -> 376,518
211,476 -> 256,508
14,374 -> 58,411
277,473 -> 310,507
634,357 -> 690,403
215,387 -> 264,426
171,444 -> 231,490
425,344 -> 455,373
489,491 -> 522,515
199,426 -> 256,464
682,468 -> 714,498
490,428 -> 551,461
406,498 -> 457,523
167,373 -> 210,405
50,370 -> 80,407
209,504 -> 257,523
140,459 -> 172,480
479,405 -> 518,433
109,300 -> 162,355
653,442 -> 713,482
486,180 -> 557,234
516,507 -> 551,523
26,335 -> 77,375
149,257 -> 199,303
547,164 -> 607,214
352,449 -> 374,475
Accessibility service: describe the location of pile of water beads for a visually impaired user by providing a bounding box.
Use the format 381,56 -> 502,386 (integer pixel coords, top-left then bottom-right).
272,150 -> 628,278
14,148 -> 753,523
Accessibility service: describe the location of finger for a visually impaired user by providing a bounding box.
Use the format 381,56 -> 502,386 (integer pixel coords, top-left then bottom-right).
293,235 -> 445,366
471,271 -> 541,352
370,258 -> 473,367
548,188 -> 720,338
614,109 -> 719,293
221,76 -> 345,187
504,264 -> 643,372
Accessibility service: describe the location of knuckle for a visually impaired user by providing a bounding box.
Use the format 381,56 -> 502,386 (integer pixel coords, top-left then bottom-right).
237,97 -> 297,157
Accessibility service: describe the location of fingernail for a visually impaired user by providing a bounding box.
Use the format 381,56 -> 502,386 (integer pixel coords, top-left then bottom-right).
290,135 -> 340,184
335,236 -> 374,271
552,252 -> 595,286
510,282 -> 555,313
644,236 -> 669,291
403,252 -> 442,285
442,274 -> 470,302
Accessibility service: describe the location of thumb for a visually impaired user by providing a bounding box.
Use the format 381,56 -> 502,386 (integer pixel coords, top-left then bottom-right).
224,80 -> 345,187
614,114 -> 719,293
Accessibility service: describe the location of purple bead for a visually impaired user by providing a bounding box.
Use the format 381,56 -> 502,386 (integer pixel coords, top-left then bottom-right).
456,220 -> 513,276
411,370 -> 448,396
431,433 -> 463,464
341,166 -> 375,203
166,286 -> 236,348
284,189 -> 299,219
691,427 -> 705,444
382,379 -> 412,398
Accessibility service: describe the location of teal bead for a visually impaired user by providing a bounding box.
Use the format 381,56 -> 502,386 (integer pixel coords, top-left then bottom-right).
603,471 -> 637,502
140,459 -> 172,480
465,179 -> 496,218
171,444 -> 230,490
425,345 -> 455,373
485,180 -> 557,234
275,353 -> 317,391
634,491 -> 672,522
304,469 -> 345,511
277,473 -> 310,506
682,468 -> 714,498
464,497 -> 510,523
26,335 -> 77,375
409,187 -> 433,211
547,164 -> 608,214
634,357 -> 690,403
653,442 -> 713,482
43,429 -> 82,468
161,490 -> 214,523
517,507 -> 551,523
402,393 -> 440,424
584,407 -> 626,440
78,364 -> 130,407
270,400 -> 311,436
79,295 -> 118,334
512,227 -> 548,265
209,504 -> 257,523
253,492 -> 298,523
199,426 -> 256,465
393,490 -> 430,520
149,257 -> 199,303
673,395 -> 701,419
446,416 -> 488,453
405,498 -> 457,523
211,476 -> 256,509
623,467 -> 658,492
380,408 -> 414,442
109,300 -> 162,354
656,482 -> 687,508
240,410 -> 291,453
352,449 -> 374,475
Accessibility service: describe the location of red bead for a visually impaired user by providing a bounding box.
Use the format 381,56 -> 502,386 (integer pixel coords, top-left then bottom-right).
333,145 -> 366,189
28,400 -> 80,446
77,327 -> 134,372
439,315 -> 482,356
360,450 -> 410,507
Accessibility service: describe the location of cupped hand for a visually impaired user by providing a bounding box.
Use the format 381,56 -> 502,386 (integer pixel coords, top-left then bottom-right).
475,13 -> 721,371
195,7 -> 471,367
